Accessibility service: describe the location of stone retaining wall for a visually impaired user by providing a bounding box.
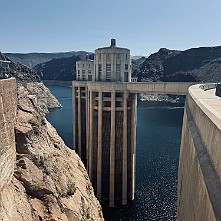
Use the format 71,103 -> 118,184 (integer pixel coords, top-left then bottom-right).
0,78 -> 17,191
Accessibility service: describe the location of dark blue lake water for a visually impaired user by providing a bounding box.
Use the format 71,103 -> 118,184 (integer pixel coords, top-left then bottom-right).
46,86 -> 184,221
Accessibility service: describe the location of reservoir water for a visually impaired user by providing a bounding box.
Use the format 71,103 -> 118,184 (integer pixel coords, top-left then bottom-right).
46,86 -> 184,221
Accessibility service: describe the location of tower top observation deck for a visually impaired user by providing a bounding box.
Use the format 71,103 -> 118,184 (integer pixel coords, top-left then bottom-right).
95,38 -> 130,52
94,39 -> 131,82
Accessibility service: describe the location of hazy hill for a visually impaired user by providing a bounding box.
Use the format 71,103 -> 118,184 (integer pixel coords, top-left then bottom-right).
133,46 -> 221,82
0,53 -> 40,82
5,51 -> 92,68
34,54 -> 94,81
9,45 -> 221,83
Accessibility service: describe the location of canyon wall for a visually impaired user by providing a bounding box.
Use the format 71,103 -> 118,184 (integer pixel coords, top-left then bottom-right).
0,78 -> 104,221
0,78 -> 17,191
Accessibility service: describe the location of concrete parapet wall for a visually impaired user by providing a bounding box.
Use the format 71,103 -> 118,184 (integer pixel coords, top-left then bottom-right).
0,78 -> 17,191
74,81 -> 194,94
177,83 -> 221,221
126,82 -> 194,94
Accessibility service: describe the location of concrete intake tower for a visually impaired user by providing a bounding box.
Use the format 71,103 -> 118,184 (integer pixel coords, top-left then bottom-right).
73,39 -> 136,207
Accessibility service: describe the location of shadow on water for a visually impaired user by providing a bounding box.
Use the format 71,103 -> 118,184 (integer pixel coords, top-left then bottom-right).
46,86 -> 185,221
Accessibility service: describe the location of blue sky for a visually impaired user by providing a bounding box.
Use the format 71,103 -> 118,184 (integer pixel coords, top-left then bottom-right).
1,0 -> 221,56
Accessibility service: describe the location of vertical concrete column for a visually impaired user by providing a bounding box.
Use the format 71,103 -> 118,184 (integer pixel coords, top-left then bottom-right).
72,85 -> 77,149
97,91 -> 103,200
111,53 -> 116,81
131,93 -> 137,200
88,91 -> 94,179
122,91 -> 128,205
109,91 -> 115,207
78,86 -> 81,158
103,54 -> 106,81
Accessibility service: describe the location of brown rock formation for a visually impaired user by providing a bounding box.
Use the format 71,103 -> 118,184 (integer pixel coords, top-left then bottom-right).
18,82 -> 62,113
0,82 -> 104,220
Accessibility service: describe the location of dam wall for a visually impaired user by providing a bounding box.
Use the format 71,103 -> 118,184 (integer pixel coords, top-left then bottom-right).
0,78 -> 17,191
177,83 -> 221,221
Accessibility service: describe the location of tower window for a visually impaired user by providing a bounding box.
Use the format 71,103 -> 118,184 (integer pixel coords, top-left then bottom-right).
125,64 -> 128,70
125,54 -> 128,60
98,64 -> 102,81
82,70 -> 86,80
88,75 -> 92,81
116,64 -> 121,81
106,64 -> 111,71
124,72 -> 128,82
116,64 -> 121,71
106,64 -> 111,81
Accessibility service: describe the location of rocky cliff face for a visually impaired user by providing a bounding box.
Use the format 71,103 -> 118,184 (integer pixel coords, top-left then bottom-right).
0,55 -> 104,220
133,46 -> 221,83
0,84 -> 104,221
0,53 -> 61,112
20,82 -> 62,112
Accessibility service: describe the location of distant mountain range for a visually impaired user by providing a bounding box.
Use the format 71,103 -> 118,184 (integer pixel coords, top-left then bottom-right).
132,56 -> 147,60
5,46 -> 221,83
34,54 -> 94,81
5,51 -> 92,68
133,46 -> 221,82
0,53 -> 40,82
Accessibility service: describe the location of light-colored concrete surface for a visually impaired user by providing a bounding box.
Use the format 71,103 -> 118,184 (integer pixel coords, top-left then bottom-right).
177,83 -> 221,221
94,46 -> 131,82
122,91 -> 128,205
76,59 -> 94,81
109,91 -> 115,207
97,91 -> 102,201
86,81 -> 194,95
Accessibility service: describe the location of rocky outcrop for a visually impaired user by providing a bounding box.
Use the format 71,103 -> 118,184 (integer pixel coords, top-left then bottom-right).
19,82 -> 62,112
0,53 -> 61,111
0,81 -> 104,221
133,46 -> 221,83
16,84 -> 103,220
139,93 -> 185,103
0,55 -> 104,220
132,48 -> 181,82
